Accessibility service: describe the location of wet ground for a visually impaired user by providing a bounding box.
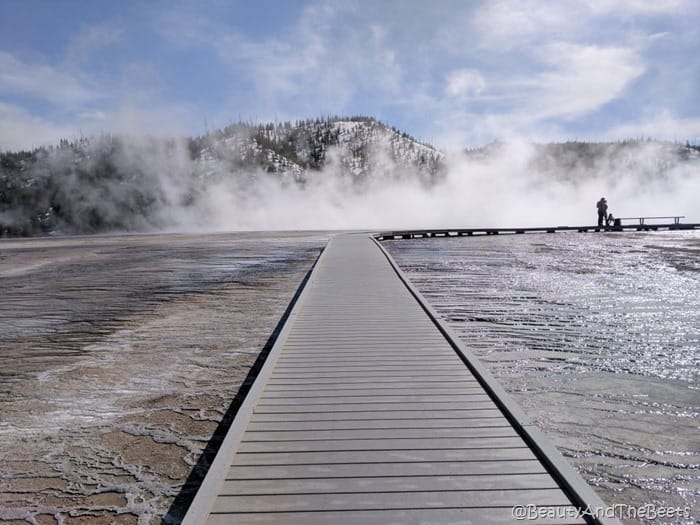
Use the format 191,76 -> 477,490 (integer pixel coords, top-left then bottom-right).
2,229 -> 697,525
386,230 -> 699,524
0,232 -> 327,524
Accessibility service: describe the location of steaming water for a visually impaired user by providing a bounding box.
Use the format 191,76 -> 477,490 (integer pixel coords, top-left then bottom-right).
0,232 -> 326,524
386,230 -> 699,523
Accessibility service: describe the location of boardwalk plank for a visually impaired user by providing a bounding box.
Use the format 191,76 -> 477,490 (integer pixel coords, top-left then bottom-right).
264,378 -> 479,387
241,427 -> 516,441
257,394 -> 492,404
253,401 -> 498,413
212,488 -> 573,513
249,409 -> 506,422
208,507 -> 586,525
246,418 -> 510,431
231,448 -> 534,466
227,459 -> 547,480
268,371 -> 478,379
261,387 -> 487,397
271,366 -> 465,373
272,357 -> 465,363
221,473 -> 558,494
238,437 -> 526,453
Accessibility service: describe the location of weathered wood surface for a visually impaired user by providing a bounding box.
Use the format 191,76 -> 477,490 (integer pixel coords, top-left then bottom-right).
183,234 -> 618,524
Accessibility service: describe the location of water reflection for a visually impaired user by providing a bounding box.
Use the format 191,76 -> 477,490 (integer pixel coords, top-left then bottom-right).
387,231 -> 699,522
0,232 -> 326,524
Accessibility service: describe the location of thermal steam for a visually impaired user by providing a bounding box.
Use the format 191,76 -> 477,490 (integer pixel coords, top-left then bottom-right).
1,122 -> 698,236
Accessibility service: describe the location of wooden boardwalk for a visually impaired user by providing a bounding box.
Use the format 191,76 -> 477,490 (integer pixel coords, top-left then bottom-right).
183,234 -> 619,524
375,222 -> 699,239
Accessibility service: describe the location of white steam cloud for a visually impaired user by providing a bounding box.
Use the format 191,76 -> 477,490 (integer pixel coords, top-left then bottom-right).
4,130 -> 697,236
152,140 -> 699,231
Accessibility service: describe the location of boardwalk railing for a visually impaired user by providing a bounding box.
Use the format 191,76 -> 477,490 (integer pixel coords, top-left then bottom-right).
616,215 -> 685,225
375,221 -> 698,240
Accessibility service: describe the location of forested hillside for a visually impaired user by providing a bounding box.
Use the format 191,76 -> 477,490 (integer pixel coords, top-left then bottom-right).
1,116 -> 697,236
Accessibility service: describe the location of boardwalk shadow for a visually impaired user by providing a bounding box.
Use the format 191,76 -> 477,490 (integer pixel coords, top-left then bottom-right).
162,256 -> 320,524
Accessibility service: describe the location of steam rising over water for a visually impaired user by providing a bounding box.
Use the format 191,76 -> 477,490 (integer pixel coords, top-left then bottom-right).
386,230 -> 699,522
143,140 -> 700,231
4,133 -> 698,235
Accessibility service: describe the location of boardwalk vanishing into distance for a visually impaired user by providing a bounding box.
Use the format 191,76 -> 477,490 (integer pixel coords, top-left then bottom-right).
375,219 -> 699,240
183,234 -> 621,524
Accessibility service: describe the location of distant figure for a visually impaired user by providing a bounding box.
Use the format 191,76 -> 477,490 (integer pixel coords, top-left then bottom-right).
606,213 -> 614,226
596,197 -> 608,226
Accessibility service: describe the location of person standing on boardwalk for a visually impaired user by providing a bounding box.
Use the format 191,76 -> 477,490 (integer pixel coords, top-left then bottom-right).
596,197 -> 608,226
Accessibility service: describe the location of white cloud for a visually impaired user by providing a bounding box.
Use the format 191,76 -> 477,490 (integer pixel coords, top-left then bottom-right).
647,32 -> 672,41
78,110 -> 107,121
141,0 -> 697,149
587,0 -> 685,15
445,69 -> 486,99
0,51 -> 102,107
470,1 -> 586,50
525,44 -> 646,119
1,0 -> 696,152
470,0 -> 688,51
417,42 -> 646,148
156,1 -> 403,120
66,25 -> 124,65
600,112 -> 700,141
103,104 -> 193,138
0,102 -> 75,151
0,50 -> 195,150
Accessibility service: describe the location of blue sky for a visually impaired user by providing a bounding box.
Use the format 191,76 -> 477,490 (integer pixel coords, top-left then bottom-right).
1,0 -> 699,151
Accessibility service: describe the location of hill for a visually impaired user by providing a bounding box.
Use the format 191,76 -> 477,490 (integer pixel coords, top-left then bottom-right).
1,117 -> 697,236
0,117 -> 444,236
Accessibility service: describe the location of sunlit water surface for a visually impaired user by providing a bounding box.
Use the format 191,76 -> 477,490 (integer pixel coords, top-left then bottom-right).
386,230 -> 699,524
0,232 -> 326,524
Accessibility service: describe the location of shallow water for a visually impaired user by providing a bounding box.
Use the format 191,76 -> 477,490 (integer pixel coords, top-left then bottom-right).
386,231 -> 699,524
0,232 -> 326,524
